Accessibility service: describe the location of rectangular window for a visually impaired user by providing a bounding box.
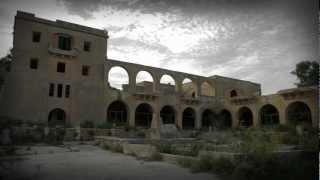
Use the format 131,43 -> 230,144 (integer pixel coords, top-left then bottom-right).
65,85 -> 70,98
58,35 -> 71,50
57,62 -> 65,73
32,31 -> 41,42
83,41 -> 91,52
57,84 -> 63,98
49,83 -> 54,97
82,65 -> 90,76
30,58 -> 38,69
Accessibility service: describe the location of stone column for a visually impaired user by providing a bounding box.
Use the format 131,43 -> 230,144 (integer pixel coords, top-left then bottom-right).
196,81 -> 202,98
195,109 -> 202,129
128,71 -> 136,93
128,105 -> 135,127
279,105 -> 286,125
153,74 -> 161,93
252,107 -> 259,127
231,110 -> 238,128
175,78 -> 183,94
176,108 -> 183,129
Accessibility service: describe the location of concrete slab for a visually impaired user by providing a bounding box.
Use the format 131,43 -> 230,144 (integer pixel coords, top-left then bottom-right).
0,144 -> 220,180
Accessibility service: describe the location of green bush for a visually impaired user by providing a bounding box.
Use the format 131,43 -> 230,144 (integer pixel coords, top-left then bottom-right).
156,143 -> 172,154
191,154 -> 214,173
103,143 -> 123,153
97,122 -> 113,129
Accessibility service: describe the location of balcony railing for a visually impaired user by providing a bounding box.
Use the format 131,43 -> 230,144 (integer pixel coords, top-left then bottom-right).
48,44 -> 79,57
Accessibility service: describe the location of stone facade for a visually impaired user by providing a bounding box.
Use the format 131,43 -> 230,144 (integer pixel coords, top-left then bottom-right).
0,11 -> 318,129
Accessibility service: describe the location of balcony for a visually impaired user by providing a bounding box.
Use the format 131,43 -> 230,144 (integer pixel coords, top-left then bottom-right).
48,44 -> 79,58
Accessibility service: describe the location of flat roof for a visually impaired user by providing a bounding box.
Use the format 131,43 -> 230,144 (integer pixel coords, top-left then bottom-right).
15,11 -> 108,38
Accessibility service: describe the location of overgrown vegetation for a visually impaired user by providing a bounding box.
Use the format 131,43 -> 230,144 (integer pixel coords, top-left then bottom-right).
102,143 -> 123,153
177,127 -> 318,180
148,151 -> 163,161
96,122 -> 113,129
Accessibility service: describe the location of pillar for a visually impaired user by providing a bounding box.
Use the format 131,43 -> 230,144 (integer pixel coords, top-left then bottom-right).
128,71 -> 136,93
195,109 -> 202,129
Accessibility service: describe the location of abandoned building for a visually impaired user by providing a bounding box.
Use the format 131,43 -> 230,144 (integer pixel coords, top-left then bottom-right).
0,11 -> 318,130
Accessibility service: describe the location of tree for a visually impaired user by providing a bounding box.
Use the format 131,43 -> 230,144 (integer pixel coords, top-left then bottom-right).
291,61 -> 319,87
0,48 -> 13,89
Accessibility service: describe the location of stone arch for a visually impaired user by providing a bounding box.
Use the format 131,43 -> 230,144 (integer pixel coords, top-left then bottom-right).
200,81 -> 215,96
107,66 -> 129,91
201,109 -> 215,129
48,108 -> 66,127
107,100 -> 128,126
182,107 -> 196,129
135,70 -> 155,93
238,107 -> 253,128
135,103 -> 153,128
219,109 -> 233,128
160,105 -> 175,124
182,78 -> 197,98
286,101 -> 312,125
260,104 -> 279,126
230,90 -> 238,97
160,74 -> 176,93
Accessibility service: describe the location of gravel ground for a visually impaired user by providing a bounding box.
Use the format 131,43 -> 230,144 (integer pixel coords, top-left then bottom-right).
0,144 -> 220,180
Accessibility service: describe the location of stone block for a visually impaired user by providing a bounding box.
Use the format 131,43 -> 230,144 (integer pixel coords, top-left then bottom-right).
123,143 -> 157,158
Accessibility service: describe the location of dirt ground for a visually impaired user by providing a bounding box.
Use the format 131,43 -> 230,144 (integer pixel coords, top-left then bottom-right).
0,144 -> 220,180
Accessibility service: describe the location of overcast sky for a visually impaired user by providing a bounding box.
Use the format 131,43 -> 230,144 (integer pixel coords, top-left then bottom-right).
0,0 -> 318,94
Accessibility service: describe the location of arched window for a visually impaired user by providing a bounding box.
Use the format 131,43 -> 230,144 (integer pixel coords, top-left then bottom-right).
182,78 -> 196,98
286,102 -> 312,125
107,66 -> 129,91
136,71 -> 154,93
160,105 -> 175,124
202,109 -> 215,129
238,107 -> 253,128
107,101 -> 128,126
160,74 -> 176,93
230,90 -> 237,97
219,109 -> 232,128
182,108 -> 196,129
260,104 -> 279,126
135,103 -> 153,128
48,108 -> 66,127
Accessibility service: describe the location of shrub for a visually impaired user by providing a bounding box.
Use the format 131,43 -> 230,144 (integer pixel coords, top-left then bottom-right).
210,157 -> 235,176
148,151 -> 163,161
97,122 -> 113,129
80,120 -> 95,128
156,143 -> 172,154
177,157 -> 195,168
191,154 -> 214,173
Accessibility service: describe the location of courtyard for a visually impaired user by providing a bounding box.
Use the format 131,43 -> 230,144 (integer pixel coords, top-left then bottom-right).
0,144 -> 218,180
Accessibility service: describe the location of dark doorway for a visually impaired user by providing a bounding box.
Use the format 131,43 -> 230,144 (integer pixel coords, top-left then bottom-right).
238,107 -> 253,128
160,106 -> 175,124
135,103 -> 153,128
107,101 -> 127,126
182,108 -> 196,129
287,102 -> 312,125
219,109 -> 232,128
48,108 -> 66,127
202,109 -> 215,129
260,104 -> 279,126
